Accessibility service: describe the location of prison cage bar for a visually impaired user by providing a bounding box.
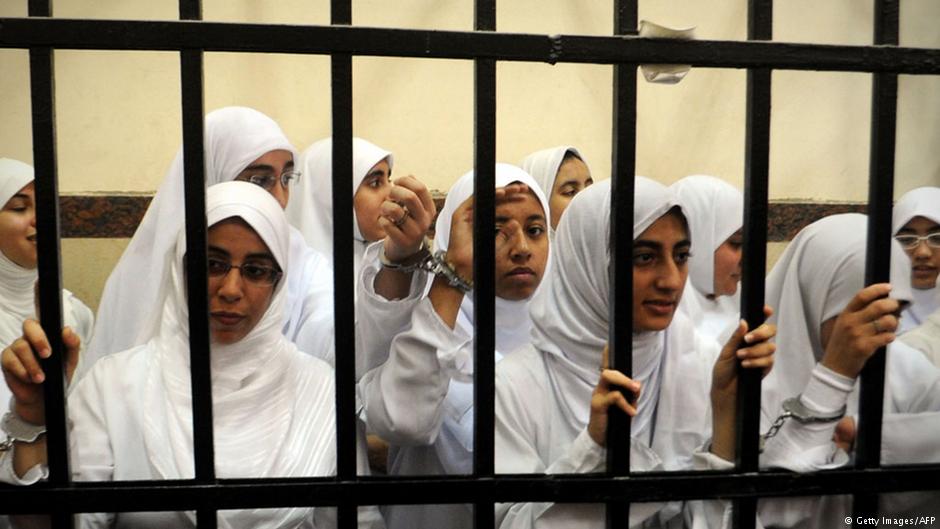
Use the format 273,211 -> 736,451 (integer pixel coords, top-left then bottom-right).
3,0 -> 939,527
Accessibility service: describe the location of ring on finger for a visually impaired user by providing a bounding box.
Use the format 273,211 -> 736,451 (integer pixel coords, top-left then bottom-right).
871,319 -> 882,334
394,205 -> 410,227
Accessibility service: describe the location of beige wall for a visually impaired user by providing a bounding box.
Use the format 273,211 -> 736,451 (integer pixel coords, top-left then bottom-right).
1,0 -> 938,310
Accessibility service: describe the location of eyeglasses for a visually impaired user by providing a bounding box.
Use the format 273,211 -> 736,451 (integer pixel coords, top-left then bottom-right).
895,232 -> 940,250
238,170 -> 301,191
207,257 -> 282,286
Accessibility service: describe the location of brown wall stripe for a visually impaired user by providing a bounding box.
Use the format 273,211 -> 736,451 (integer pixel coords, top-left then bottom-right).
59,193 -> 867,241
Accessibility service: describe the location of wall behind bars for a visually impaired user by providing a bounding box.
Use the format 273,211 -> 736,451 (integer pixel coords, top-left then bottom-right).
1,0 -> 938,310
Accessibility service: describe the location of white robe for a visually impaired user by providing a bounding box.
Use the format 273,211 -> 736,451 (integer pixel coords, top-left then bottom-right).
0,183 -> 383,529
899,296 -> 940,367
358,164 -> 550,529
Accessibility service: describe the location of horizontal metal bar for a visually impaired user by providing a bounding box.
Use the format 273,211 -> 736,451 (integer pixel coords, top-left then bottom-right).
2,18 -> 940,73
0,466 -> 937,514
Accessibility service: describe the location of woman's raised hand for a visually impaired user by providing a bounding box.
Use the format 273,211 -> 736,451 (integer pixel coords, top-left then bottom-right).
1,319 -> 81,426
446,183 -> 530,282
588,344 -> 641,447
380,175 -> 437,263
821,283 -> 899,379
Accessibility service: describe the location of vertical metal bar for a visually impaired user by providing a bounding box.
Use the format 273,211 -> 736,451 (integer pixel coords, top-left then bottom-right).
179,2 -> 216,528
607,1 -> 636,527
473,2 -> 496,529
853,0 -> 899,520
29,0 -> 72,526
330,3 -> 357,529
733,1 -> 772,529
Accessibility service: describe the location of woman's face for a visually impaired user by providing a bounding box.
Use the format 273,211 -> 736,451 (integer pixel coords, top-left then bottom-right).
548,157 -> 592,229
207,218 -> 279,345
897,215 -> 940,289
354,159 -> 392,242
0,182 -> 37,269
494,190 -> 549,301
235,149 -> 294,209
713,229 -> 743,297
632,209 -> 691,332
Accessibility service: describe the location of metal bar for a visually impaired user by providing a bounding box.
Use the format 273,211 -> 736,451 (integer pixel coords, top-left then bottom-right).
4,19 -> 940,74
179,50 -> 215,484
853,0 -> 900,520
473,3 -> 496,529
330,3 -> 357,529
733,1 -> 772,527
607,1 -> 636,528
1,465 -> 938,514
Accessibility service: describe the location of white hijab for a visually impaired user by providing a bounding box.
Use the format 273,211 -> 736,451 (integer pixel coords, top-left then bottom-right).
892,186 -> 940,328
141,181 -> 334,528
85,106 -> 302,375
528,177 -> 682,448
285,136 -> 393,275
671,175 -> 743,342
761,213 -> 913,424
520,146 -> 588,233
0,158 -> 37,348
429,163 -> 550,474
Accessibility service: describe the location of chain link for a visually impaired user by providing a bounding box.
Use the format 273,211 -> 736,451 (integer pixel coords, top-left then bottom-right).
758,412 -> 790,453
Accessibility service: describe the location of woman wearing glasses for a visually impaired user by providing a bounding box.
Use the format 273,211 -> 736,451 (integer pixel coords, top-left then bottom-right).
0,182 -> 383,528
892,186 -> 940,335
82,106 -> 340,377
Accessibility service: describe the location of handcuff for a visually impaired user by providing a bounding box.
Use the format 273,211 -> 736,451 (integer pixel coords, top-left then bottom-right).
379,237 -> 473,293
0,405 -> 47,452
759,395 -> 846,452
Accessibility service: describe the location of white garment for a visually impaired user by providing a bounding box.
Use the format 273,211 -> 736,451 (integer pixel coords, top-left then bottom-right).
759,213 -> 940,529
359,164 -> 550,529
892,186 -> 940,333
900,289 -> 940,367
84,107 -> 336,377
0,159 -> 94,413
671,175 -> 743,343
519,146 -> 588,235
495,178 -> 715,528
285,137 -> 394,277
1,182 -> 380,529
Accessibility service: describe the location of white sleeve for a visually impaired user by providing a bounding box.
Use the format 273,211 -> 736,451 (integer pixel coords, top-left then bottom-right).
493,367 -> 664,529
880,343 -> 940,464
358,298 -> 465,446
355,241 -> 430,380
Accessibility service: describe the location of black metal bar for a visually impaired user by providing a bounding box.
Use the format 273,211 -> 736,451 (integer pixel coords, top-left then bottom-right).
28,1 -> 71,527
733,1 -> 772,528
607,1 -> 637,528
330,3 -> 357,529
1,465 -> 938,514
473,3 -> 496,529
853,0 -> 900,520
4,19 -> 940,74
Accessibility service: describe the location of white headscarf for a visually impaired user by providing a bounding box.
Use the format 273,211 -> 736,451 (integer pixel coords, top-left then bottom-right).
429,163 -> 550,474
528,177 -> 681,447
85,107 -> 300,374
285,137 -> 393,274
892,186 -> 940,328
141,181 -> 334,528
0,158 -> 37,347
520,146 -> 589,232
762,213 -> 913,424
671,175 -> 743,342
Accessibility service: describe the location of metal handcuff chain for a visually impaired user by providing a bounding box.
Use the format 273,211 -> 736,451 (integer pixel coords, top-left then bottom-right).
758,396 -> 846,453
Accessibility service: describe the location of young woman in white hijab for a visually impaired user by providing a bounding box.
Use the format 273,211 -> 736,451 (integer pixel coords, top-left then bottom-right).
670,175 -> 743,343
358,164 -> 551,529
0,182 -> 383,529
757,213 -> 940,528
492,177 -> 862,529
520,146 -> 593,232
0,158 -> 94,405
891,186 -> 940,334
83,106 -> 338,376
